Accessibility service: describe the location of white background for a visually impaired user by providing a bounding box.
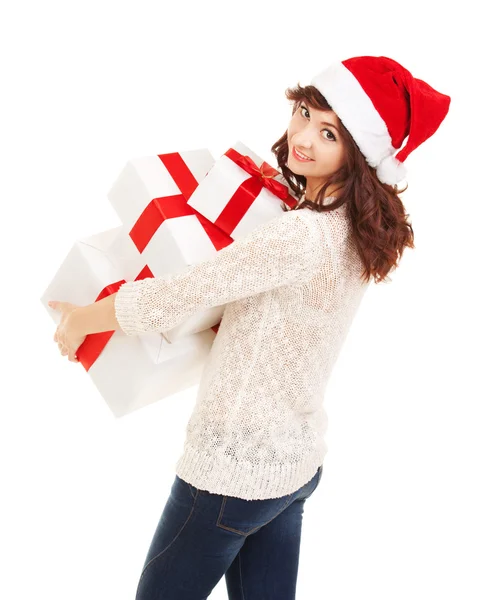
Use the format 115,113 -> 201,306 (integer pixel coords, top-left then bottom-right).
2,1 -> 485,598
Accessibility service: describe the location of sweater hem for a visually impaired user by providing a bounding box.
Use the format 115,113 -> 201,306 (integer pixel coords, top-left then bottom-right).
174,442 -> 327,501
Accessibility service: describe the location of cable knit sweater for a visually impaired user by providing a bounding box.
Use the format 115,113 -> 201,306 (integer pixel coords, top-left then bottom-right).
114,197 -> 370,500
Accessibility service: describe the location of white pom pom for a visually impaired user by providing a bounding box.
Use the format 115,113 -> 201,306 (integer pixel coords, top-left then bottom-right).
376,155 -> 407,186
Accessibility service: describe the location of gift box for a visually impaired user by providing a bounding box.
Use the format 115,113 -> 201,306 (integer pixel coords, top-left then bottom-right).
106,148 -> 234,343
187,140 -> 299,239
107,149 -> 215,234
40,226 -> 216,418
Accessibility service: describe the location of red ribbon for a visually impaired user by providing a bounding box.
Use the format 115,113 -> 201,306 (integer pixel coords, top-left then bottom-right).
227,149 -> 290,200
212,147 -> 298,236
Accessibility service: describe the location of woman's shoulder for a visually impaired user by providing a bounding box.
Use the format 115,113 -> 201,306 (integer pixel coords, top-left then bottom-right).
294,203 -> 350,227
292,205 -> 352,253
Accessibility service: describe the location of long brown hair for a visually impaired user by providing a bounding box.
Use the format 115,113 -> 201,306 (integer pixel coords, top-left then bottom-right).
271,83 -> 414,284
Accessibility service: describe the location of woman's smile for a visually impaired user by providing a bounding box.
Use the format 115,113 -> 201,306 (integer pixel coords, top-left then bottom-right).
291,146 -> 314,162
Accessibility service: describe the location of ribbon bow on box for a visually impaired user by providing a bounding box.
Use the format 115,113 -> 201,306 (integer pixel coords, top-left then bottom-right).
187,141 -> 298,240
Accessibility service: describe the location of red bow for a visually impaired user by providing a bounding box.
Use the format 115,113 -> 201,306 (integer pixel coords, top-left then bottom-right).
225,148 -> 289,201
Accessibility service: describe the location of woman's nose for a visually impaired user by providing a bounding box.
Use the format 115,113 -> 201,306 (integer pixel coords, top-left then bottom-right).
294,139 -> 313,150
294,127 -> 315,148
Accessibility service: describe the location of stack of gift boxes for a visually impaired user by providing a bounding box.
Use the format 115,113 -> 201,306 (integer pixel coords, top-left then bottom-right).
40,141 -> 299,418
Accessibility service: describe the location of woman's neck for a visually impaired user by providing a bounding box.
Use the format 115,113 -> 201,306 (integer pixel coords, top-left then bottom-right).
299,192 -> 337,206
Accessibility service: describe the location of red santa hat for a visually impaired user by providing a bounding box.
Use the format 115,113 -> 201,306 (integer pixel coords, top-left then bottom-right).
310,56 -> 451,186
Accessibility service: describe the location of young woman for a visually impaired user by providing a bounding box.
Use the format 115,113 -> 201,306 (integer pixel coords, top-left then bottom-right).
50,55 -> 451,599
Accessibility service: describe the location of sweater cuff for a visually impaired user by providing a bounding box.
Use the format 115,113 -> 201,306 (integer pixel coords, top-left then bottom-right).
114,280 -> 144,336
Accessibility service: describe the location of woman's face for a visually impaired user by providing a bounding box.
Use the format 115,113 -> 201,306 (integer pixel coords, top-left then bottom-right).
287,100 -> 346,198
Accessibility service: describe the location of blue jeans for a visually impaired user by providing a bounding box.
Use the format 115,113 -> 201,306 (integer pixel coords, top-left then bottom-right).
135,465 -> 323,600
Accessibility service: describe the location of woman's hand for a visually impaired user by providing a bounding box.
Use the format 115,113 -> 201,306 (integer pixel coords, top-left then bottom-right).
48,300 -> 87,363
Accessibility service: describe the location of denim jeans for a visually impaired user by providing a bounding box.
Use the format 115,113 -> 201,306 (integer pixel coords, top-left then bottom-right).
135,464 -> 323,600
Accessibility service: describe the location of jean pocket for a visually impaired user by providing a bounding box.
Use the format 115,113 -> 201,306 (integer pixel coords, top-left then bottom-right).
216,492 -> 295,537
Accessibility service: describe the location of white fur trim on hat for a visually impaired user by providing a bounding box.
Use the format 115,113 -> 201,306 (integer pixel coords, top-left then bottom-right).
310,62 -> 405,185
376,154 -> 407,186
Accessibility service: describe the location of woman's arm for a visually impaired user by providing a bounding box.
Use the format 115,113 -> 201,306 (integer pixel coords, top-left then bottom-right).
72,209 -> 322,338
71,292 -> 121,337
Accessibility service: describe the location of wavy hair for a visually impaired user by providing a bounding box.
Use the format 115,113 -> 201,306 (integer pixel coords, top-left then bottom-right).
271,83 -> 414,284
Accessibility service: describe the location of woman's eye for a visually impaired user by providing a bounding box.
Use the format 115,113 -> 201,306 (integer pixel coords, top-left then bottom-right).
299,105 -> 309,119
299,105 -> 336,141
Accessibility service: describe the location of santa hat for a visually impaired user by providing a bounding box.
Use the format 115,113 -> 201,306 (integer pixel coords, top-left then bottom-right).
310,56 -> 451,186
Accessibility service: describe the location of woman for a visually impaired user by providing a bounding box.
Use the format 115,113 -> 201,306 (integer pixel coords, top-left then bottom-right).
50,55 -> 451,599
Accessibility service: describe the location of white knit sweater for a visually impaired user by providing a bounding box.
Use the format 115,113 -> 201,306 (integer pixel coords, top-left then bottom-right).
114,198 -> 370,500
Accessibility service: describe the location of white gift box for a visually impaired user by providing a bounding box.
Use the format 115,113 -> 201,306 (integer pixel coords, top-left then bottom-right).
40,226 -> 216,418
187,140 -> 299,239
106,148 -> 229,343
107,148 -> 215,243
